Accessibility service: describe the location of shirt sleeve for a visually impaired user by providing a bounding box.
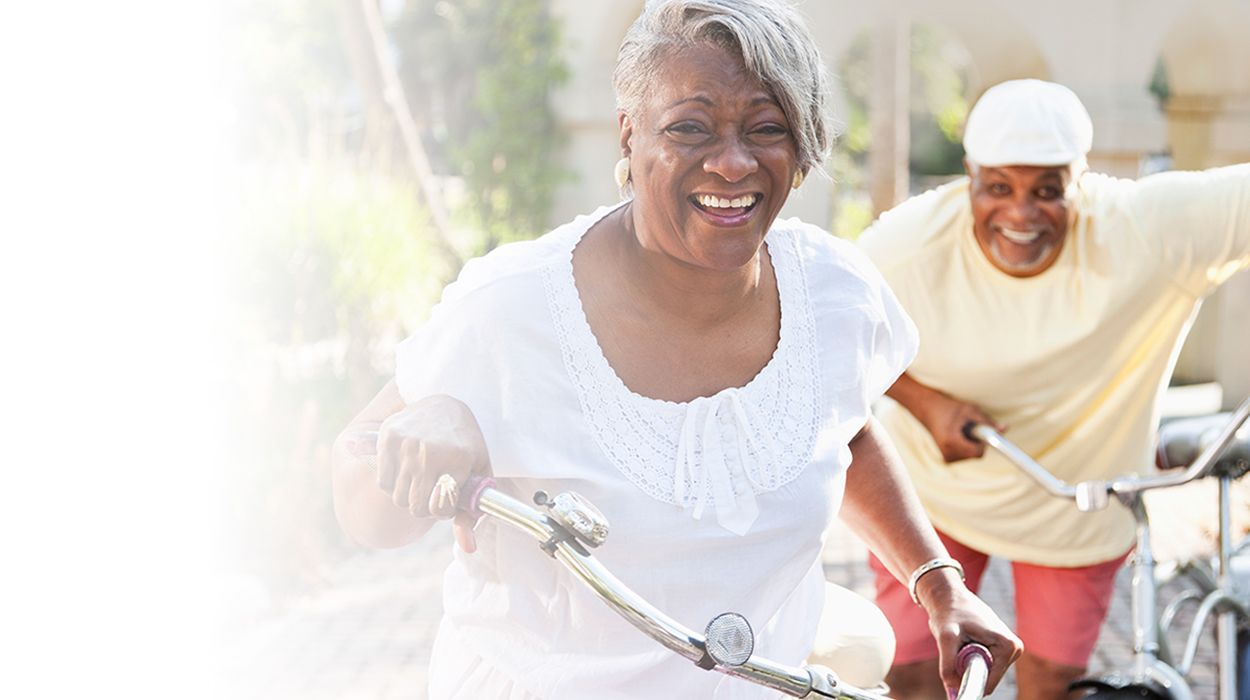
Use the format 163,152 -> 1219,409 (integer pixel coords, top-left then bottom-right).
860,250 -> 920,403
393,247 -> 543,460
803,228 -> 919,410
1127,163 -> 1250,293
393,284 -> 504,445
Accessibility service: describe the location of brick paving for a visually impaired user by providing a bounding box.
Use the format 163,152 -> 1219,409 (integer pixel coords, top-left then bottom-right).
222,490 -> 1228,699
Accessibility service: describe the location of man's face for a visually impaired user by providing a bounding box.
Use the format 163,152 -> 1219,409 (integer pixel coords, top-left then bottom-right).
968,163 -> 1073,277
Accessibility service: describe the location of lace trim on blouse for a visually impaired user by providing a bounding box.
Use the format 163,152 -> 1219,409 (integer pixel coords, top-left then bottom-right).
542,212 -> 821,535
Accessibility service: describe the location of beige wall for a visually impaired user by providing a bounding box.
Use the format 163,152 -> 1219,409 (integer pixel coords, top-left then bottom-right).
551,0 -> 1250,405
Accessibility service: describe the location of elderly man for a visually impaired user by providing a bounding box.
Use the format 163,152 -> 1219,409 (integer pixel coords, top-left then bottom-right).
858,78 -> 1250,699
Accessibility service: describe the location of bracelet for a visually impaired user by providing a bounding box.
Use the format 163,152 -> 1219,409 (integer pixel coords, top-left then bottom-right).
907,557 -> 965,605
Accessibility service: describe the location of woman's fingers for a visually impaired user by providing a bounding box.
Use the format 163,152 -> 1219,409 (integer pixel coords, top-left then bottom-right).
936,627 -> 963,694
931,589 -> 1024,695
408,439 -> 473,519
407,464 -> 426,514
979,634 -> 1022,693
427,473 -> 461,518
372,395 -> 492,550
376,428 -> 403,492
452,511 -> 479,553
976,635 -> 1021,693
392,442 -> 419,509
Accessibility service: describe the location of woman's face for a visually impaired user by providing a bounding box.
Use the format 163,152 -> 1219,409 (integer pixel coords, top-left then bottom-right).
619,43 -> 799,271
968,164 -> 1073,277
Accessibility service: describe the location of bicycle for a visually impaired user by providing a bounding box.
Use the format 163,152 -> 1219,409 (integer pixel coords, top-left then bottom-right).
360,434 -> 994,699
964,395 -> 1250,699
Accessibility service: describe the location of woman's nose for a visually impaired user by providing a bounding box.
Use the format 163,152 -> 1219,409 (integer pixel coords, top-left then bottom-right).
703,136 -> 758,183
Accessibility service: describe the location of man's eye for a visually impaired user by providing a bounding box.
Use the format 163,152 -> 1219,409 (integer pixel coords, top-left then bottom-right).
988,183 -> 1010,196
1036,186 -> 1062,200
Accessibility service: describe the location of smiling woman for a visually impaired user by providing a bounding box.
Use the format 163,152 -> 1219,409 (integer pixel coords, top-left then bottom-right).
330,1 -> 1021,697
614,43 -> 798,273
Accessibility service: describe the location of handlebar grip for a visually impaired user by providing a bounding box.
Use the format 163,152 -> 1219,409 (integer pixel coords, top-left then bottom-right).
955,643 -> 990,673
961,421 -> 981,443
954,643 -> 992,700
459,475 -> 495,519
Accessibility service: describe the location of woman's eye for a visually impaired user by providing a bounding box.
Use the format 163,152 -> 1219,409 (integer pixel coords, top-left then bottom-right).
987,183 -> 1010,196
748,123 -> 790,144
1036,186 -> 1062,200
665,122 -> 707,138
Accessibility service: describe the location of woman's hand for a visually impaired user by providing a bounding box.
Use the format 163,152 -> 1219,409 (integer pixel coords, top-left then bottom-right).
375,394 -> 492,552
916,572 -> 1023,696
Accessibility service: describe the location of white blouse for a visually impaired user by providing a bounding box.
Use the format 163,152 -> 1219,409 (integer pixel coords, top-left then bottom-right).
395,204 -> 916,699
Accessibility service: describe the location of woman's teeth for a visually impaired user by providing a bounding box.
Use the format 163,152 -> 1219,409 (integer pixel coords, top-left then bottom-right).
696,194 -> 758,209
1000,228 -> 1041,244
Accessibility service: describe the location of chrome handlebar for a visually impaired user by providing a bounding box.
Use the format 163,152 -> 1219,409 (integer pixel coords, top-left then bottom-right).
360,430 -> 992,698
461,480 -> 991,699
965,395 -> 1250,511
464,480 -> 882,698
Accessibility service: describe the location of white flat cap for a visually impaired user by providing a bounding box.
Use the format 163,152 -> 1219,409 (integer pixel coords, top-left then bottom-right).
962,79 -> 1093,167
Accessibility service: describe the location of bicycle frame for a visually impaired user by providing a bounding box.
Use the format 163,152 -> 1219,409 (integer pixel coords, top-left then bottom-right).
1158,479 -> 1250,696
969,395 -> 1250,699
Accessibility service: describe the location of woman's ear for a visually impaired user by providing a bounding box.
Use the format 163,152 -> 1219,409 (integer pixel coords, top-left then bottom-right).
617,112 -> 633,158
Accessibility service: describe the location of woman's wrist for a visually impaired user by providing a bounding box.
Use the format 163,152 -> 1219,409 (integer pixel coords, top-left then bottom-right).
912,565 -> 966,612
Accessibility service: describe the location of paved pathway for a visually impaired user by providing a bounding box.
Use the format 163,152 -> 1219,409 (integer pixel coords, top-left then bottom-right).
221,488 -> 1227,699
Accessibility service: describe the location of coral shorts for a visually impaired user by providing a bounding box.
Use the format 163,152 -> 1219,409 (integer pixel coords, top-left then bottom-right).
869,530 -> 1129,668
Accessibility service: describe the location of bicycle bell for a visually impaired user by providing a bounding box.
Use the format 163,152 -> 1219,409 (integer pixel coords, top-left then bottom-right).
538,490 -> 610,547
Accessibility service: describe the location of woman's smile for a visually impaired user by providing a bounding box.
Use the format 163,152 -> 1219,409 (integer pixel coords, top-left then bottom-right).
690,192 -> 763,226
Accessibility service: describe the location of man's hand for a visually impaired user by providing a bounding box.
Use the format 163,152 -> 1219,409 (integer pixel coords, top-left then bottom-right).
886,374 -> 1006,463
917,393 -> 1004,463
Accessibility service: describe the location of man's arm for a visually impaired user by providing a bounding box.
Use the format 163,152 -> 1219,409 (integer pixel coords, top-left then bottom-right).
885,373 -> 1004,463
1132,164 -> 1250,288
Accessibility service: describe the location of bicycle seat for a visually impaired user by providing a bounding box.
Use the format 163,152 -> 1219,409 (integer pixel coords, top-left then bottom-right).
1156,412 -> 1250,479
806,582 -> 894,688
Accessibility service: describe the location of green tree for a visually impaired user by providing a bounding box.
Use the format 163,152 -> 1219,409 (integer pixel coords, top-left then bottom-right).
395,0 -> 570,250
222,0 -> 570,593
831,22 -> 970,238
835,23 -> 970,181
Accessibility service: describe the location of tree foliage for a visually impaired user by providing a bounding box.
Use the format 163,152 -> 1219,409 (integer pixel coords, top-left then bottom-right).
394,0 -> 570,250
222,0 -> 569,591
836,22 -> 971,180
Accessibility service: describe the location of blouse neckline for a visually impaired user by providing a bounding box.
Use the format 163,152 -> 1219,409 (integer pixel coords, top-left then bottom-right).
560,203 -> 790,408
540,203 -> 822,534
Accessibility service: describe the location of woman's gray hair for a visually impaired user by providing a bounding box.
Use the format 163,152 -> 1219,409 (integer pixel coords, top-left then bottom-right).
613,0 -> 832,175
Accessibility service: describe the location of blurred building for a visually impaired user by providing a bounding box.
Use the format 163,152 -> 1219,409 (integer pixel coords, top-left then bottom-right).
548,0 -> 1250,408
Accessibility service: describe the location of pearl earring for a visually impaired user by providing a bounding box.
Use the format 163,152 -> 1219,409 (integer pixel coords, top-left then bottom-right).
792,170 -> 805,190
614,157 -> 631,188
